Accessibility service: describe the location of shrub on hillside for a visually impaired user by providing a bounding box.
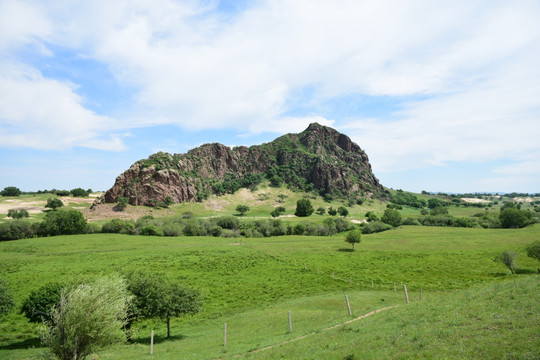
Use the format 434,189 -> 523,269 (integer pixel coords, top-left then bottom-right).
402,217 -> 421,226
102,219 -> 135,234
0,220 -> 36,241
361,221 -> 392,234
0,278 -> 15,318
1,186 -> 22,197
39,209 -> 87,236
21,282 -> 64,323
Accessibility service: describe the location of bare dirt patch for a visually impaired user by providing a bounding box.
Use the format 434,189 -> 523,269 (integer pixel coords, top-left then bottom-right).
461,198 -> 490,204
205,199 -> 229,212
351,219 -> 367,224
0,199 -> 46,214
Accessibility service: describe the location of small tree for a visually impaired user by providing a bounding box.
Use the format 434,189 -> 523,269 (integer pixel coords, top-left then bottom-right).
126,272 -> 201,338
494,251 -> 517,274
21,282 -> 64,323
316,207 -> 326,215
40,275 -> 132,360
328,207 -> 337,216
526,240 -> 540,271
0,278 -> 15,318
381,209 -> 402,227
164,196 -> 174,207
294,199 -> 314,217
365,211 -> 378,222
338,206 -> 349,217
345,230 -> 362,250
236,205 -> 250,216
114,197 -> 129,212
7,209 -> 29,219
271,209 -> 281,218
499,208 -> 533,228
45,198 -> 64,211
1,186 -> 22,197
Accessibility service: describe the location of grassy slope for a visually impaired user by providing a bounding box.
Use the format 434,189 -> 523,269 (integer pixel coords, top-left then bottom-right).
0,225 -> 539,359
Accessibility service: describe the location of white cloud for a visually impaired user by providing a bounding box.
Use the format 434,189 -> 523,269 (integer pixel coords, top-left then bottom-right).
0,0 -> 539,172
0,61 -> 126,150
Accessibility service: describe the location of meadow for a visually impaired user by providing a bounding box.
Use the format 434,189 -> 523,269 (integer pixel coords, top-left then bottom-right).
0,223 -> 538,359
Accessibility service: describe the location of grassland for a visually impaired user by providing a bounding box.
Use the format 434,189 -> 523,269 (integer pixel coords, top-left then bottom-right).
0,223 -> 539,359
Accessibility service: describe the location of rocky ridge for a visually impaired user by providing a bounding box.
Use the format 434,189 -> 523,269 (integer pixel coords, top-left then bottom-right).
101,123 -> 386,207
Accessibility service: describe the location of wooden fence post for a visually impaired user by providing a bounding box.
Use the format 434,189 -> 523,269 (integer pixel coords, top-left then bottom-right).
288,311 -> 292,333
404,284 -> 409,304
345,295 -> 352,316
150,330 -> 154,355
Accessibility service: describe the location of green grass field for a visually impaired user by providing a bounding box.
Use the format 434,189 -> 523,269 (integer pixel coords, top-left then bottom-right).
1,224 -> 539,359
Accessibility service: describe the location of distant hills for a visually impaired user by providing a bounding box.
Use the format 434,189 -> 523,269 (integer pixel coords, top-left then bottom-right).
103,123 -> 386,207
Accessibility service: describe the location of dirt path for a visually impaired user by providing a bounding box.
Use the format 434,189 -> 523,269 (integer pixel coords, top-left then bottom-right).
223,305 -> 396,359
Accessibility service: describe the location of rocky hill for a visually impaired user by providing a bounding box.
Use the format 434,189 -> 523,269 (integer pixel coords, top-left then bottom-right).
102,123 -> 386,206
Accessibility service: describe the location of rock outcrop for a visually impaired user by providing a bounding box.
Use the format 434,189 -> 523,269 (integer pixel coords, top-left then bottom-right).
102,123 -> 386,206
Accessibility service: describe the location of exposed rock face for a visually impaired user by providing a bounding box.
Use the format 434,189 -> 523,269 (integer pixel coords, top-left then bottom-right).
103,123 -> 385,206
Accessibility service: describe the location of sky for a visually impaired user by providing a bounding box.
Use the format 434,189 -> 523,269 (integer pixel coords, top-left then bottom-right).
1,0 -> 539,194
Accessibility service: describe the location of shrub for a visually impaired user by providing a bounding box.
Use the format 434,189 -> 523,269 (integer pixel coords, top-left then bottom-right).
316,207 -> 326,215
102,219 -> 135,234
216,216 -> 239,230
139,224 -> 163,236
420,215 -> 455,227
40,275 -> 132,360
114,197 -> 129,212
0,220 -> 35,241
494,251 -> 517,274
1,186 -> 22,197
381,209 -> 402,227
402,217 -> 421,226
365,211 -> 378,222
328,207 -> 337,216
338,206 -> 349,217
295,199 -> 314,217
526,240 -> 540,264
236,205 -> 250,216
430,206 -> 449,216
21,282 -> 64,323
39,210 -> 87,236
334,217 -> 350,233
7,209 -> 29,219
293,223 -> 306,235
70,188 -> 89,197
361,221 -> 392,234
499,208 -> 534,228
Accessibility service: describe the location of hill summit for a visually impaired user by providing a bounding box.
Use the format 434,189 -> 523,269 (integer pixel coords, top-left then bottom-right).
103,123 -> 385,206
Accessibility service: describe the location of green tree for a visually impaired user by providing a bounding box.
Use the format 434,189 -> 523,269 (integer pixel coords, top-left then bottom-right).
7,209 -> 29,219
40,275 -> 132,360
21,282 -> 64,323
164,196 -> 174,207
494,251 -> 517,274
365,211 -> 378,222
381,209 -> 402,227
45,198 -> 64,211
70,188 -> 89,197
345,230 -> 362,250
430,206 -> 449,215
328,207 -> 337,216
294,199 -> 314,217
269,175 -> 283,187
1,186 -> 22,197
499,208 -> 533,228
337,206 -> 349,217
316,207 -> 326,215
126,272 -> 201,338
39,209 -> 87,236
526,240 -> 540,270
0,278 -> 15,318
270,209 -> 281,218
236,205 -> 250,216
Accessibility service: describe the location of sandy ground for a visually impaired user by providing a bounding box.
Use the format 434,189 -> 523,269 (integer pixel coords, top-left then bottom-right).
461,198 -> 491,204
514,197 -> 533,203
351,219 -> 368,224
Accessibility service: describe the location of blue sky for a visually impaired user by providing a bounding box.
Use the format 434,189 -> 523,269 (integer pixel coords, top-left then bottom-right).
1,0 -> 539,193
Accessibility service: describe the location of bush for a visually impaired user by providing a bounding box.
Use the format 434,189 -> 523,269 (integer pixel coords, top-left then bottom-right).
216,216 -> 239,230
334,217 -> 350,233
402,217 -> 421,226
139,224 -> 163,236
316,207 -> 326,215
494,251 -> 517,274
295,199 -> 314,217
381,209 -> 402,227
21,282 -> 64,323
365,211 -> 378,222
361,221 -> 392,234
338,206 -> 349,217
39,209 -> 87,236
7,209 -> 29,219
499,208 -> 534,228
526,240 -> 540,264
40,275 -> 132,360
1,186 -> 22,197
0,220 -> 35,241
420,215 -> 455,227
430,206 -> 449,216
236,205 -> 250,216
102,219 -> 135,234
328,207 -> 337,216
70,188 -> 89,197
293,224 -> 306,235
